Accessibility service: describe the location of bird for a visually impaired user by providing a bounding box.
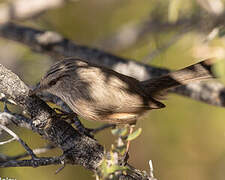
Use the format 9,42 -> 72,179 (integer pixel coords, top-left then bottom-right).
29,58 -> 215,152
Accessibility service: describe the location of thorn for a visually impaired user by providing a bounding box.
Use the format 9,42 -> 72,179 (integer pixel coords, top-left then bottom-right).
55,160 -> 65,174
7,99 -> 17,105
0,93 -> 5,98
149,160 -> 154,178
22,110 -> 27,115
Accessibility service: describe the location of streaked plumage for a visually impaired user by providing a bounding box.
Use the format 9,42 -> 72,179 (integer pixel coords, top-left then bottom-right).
31,58 -> 214,124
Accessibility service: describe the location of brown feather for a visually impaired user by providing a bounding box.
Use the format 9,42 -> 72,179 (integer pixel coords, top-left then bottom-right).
31,58 -> 215,124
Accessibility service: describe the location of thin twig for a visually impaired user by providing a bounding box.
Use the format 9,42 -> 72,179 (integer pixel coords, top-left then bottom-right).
0,124 -> 37,159
7,144 -> 55,161
0,104 -> 32,129
0,137 -> 16,145
0,156 -> 63,168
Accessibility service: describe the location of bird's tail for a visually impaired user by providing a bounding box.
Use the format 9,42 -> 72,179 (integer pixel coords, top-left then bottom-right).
141,59 -> 215,99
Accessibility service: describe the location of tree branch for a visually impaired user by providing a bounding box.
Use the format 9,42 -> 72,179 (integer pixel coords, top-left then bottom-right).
0,123 -> 62,168
172,81 -> 225,106
0,63 -> 104,169
0,124 -> 37,158
0,144 -> 55,161
0,107 -> 32,130
0,23 -> 224,108
0,157 -> 62,168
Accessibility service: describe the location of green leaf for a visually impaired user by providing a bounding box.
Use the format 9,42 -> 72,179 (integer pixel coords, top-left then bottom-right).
115,145 -> 127,155
127,128 -> 142,141
111,127 -> 128,136
103,165 -> 128,178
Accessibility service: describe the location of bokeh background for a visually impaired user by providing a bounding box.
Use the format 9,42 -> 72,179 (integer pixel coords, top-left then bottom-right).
0,0 -> 225,179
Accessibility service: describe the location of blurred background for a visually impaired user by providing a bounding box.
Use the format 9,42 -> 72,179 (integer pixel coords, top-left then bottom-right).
0,0 -> 225,179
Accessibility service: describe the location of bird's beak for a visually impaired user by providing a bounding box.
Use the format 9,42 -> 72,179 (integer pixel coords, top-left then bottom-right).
28,83 -> 41,96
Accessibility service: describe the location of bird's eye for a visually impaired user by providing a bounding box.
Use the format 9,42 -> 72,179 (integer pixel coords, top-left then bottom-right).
48,79 -> 57,86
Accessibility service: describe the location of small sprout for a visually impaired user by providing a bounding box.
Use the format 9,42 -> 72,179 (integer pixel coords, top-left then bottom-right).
97,126 -> 143,179
98,157 -> 128,179
126,128 -> 142,141
110,151 -> 119,165
115,147 -> 126,156
117,137 -> 124,147
104,164 -> 128,178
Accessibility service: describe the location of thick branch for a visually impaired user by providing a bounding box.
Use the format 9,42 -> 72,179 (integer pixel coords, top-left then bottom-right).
0,23 -> 168,80
0,23 -> 224,108
0,63 -> 104,169
172,81 -> 225,106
